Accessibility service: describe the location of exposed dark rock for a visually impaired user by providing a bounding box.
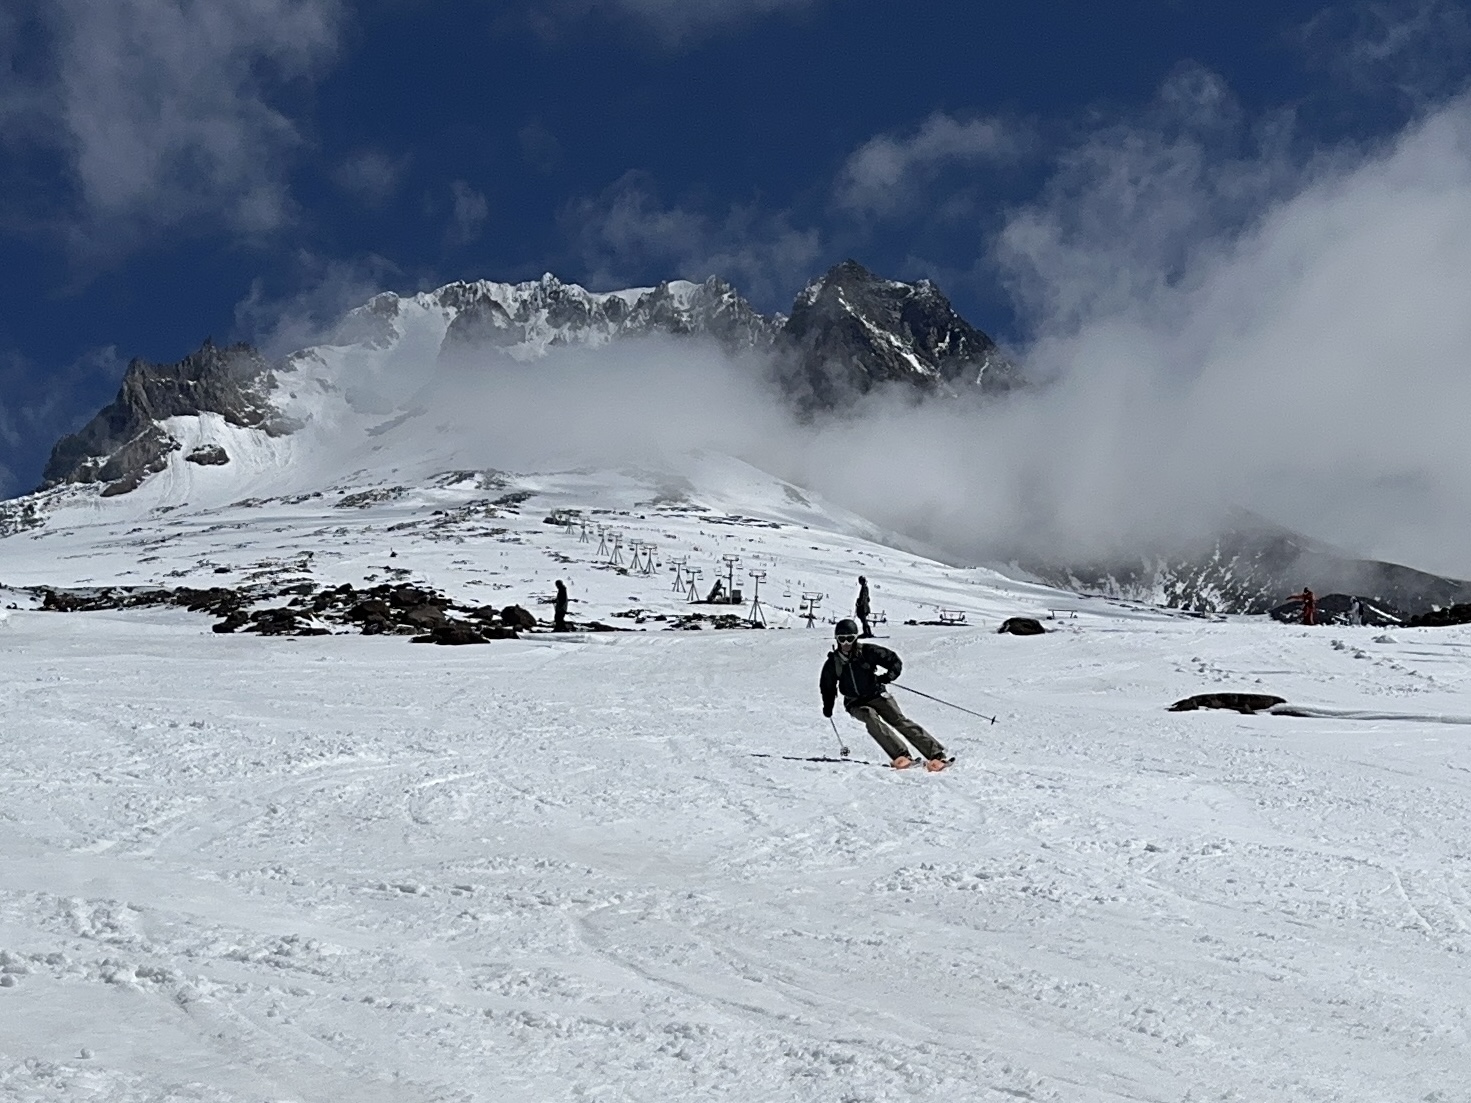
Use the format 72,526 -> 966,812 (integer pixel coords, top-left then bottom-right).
248,607 -> 327,636
41,339 -> 297,494
998,617 -> 1046,636
775,260 -> 1022,413
623,276 -> 778,352
0,498 -> 46,536
186,445 -> 230,466
336,486 -> 409,509
388,585 -> 443,608
31,579 -> 515,640
438,275 -> 650,365
346,598 -> 393,622
412,622 -> 488,645
501,604 -> 537,630
1268,592 -> 1402,627
1407,603 -> 1471,627
41,587 -> 173,612
1168,693 -> 1287,714
439,297 -> 526,355
212,611 -> 249,633
666,612 -> 762,630
430,265 -> 1020,420
174,587 -> 247,618
399,603 -> 447,630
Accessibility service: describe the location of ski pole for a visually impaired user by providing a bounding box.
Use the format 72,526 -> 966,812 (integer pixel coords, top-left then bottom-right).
890,683 -> 997,724
828,716 -> 850,757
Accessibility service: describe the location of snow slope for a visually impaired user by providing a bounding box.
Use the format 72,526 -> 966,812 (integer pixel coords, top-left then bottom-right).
4,452 -> 1471,1101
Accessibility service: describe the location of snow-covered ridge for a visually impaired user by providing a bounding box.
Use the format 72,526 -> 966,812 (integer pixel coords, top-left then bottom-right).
25,260 -> 1020,511
334,272 -> 774,366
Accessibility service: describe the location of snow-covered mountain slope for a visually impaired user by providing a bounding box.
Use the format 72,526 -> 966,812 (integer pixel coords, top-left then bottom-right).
1020,509 -> 1471,618
3,470 -> 1471,1099
0,434 -> 1063,636
13,258 -> 1470,625
29,261 -> 1018,506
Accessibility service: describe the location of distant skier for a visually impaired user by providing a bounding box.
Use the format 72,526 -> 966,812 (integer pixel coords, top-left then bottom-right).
855,575 -> 873,637
554,579 -> 569,631
820,619 -> 949,771
1292,587 -> 1317,626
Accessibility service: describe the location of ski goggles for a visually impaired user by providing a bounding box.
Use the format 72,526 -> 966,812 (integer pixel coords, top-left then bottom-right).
835,633 -> 858,643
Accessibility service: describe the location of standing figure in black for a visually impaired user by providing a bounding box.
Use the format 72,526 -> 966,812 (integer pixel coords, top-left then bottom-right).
553,579 -> 570,631
854,575 -> 874,637
820,619 -> 949,771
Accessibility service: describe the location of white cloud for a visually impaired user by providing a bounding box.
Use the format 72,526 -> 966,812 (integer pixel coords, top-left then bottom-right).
564,171 -> 821,306
835,112 -> 1027,218
994,66 -> 1300,341
233,252 -> 403,359
11,0 -> 343,257
960,84 -> 1471,577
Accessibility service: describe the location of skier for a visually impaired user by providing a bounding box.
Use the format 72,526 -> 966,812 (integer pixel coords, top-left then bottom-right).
855,575 -> 873,638
820,619 -> 949,771
553,579 -> 569,631
1292,587 -> 1317,626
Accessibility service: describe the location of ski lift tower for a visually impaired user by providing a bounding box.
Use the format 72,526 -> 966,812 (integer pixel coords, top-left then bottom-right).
686,568 -> 703,603
668,557 -> 688,592
721,555 -> 741,604
595,526 -> 609,557
800,592 -> 824,627
746,569 -> 767,627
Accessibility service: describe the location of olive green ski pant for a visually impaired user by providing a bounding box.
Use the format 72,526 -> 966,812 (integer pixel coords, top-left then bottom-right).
844,692 -> 945,762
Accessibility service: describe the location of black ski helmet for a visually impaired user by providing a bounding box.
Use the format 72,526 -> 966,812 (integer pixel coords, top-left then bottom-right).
834,618 -> 860,638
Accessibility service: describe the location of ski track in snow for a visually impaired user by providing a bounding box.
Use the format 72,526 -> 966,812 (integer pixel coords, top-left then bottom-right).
3,459 -> 1471,1100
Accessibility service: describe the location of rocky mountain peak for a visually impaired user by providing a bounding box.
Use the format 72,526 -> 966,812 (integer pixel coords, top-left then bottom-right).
776,259 -> 1022,412
437,273 -> 776,363
33,261 -> 1024,499
40,339 -> 295,497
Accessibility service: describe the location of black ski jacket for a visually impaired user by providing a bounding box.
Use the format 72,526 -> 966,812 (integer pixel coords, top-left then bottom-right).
820,642 -> 901,712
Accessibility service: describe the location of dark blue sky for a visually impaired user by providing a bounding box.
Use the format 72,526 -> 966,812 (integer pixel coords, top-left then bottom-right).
1,0 -> 1466,496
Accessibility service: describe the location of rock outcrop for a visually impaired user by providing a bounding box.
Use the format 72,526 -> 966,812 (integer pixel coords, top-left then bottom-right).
1168,693 -> 1287,713
41,340 -> 296,495
776,260 -> 1022,412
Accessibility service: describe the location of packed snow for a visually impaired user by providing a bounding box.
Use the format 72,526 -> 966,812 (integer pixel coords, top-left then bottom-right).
4,444 -> 1471,1101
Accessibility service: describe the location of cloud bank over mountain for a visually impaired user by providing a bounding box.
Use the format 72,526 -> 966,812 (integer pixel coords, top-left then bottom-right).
978,84 -> 1471,577
432,87 -> 1471,580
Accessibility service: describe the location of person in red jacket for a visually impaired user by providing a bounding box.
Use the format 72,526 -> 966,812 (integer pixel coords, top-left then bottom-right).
1293,587 -> 1317,625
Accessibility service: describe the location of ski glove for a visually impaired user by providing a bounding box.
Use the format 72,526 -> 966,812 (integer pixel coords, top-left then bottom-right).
823,706 -> 833,718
